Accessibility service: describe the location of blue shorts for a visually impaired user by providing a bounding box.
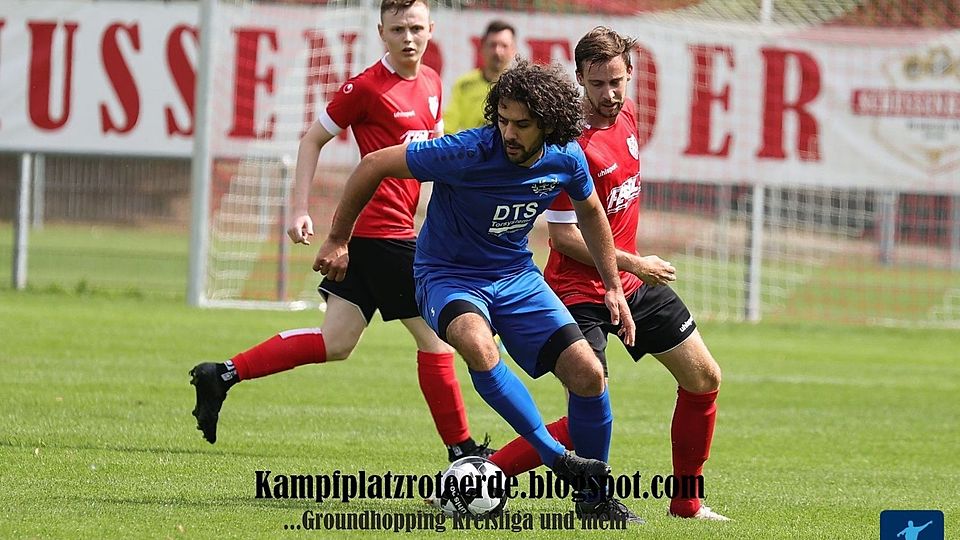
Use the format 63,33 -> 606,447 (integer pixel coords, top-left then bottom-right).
416,266 -> 584,378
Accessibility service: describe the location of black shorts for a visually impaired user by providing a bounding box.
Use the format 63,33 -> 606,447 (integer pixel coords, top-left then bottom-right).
566,284 -> 696,375
318,237 -> 420,324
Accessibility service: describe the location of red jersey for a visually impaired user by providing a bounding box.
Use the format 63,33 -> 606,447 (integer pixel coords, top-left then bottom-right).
318,56 -> 443,239
544,100 -> 643,306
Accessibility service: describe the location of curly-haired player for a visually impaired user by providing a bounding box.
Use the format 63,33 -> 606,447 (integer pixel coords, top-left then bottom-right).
313,59 -> 642,524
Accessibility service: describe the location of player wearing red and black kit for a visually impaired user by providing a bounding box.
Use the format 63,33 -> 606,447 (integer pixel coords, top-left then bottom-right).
189,1 -> 492,463
543,99 -> 694,367
315,55 -> 443,321
488,27 -> 728,521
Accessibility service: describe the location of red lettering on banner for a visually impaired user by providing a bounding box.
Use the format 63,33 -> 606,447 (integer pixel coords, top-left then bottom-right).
470,36 -> 483,69
301,30 -> 357,138
757,48 -> 821,161
683,45 -> 733,157
28,21 -> 79,131
527,39 -> 571,64
422,40 -> 443,75
100,23 -> 141,134
228,28 -> 277,139
632,44 -> 657,148
165,24 -> 198,136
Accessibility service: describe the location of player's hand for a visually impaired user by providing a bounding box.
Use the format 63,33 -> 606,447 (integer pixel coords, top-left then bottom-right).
287,214 -> 314,245
632,255 -> 676,286
313,238 -> 349,281
604,289 -> 635,347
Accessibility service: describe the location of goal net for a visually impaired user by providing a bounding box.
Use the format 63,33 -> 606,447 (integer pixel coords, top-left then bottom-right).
193,0 -> 960,327
196,0 -> 369,309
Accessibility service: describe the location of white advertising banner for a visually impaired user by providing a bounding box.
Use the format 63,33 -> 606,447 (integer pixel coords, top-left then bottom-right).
0,1 -> 958,192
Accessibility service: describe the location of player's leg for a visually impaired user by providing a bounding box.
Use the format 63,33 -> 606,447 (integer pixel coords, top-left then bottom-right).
488,307 -> 609,476
189,240 -> 377,444
419,275 -> 575,471
551,340 -> 610,459
400,316 -> 492,461
653,329 -> 726,520
623,285 -> 726,520
489,270 -> 611,465
488,270 -> 639,522
188,294 -> 368,444
365,238 -> 487,461
444,309 -> 570,467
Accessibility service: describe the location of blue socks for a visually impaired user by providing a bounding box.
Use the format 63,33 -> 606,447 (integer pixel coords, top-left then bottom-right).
469,360 -> 565,467
567,388 -> 613,462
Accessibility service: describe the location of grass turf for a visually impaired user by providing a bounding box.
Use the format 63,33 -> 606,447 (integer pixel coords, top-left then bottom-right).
1,289 -> 957,538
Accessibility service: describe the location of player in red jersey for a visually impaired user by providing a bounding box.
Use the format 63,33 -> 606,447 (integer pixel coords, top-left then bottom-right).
189,0 -> 493,462
488,27 -> 729,521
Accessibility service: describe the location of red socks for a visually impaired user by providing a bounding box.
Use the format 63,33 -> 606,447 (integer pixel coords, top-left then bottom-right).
231,328 -> 327,380
487,387 -> 718,518
669,387 -> 718,517
417,351 -> 470,446
490,417 -> 573,476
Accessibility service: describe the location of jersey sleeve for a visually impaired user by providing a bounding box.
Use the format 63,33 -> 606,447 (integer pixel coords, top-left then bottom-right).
405,130 -> 476,184
545,190 -> 578,224
563,144 -> 595,201
318,77 -> 368,135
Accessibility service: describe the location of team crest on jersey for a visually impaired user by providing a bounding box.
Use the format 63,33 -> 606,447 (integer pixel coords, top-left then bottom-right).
532,176 -> 559,197
428,96 -> 439,119
626,134 -> 639,160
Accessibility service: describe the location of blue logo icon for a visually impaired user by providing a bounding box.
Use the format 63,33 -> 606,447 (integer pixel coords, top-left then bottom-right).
880,510 -> 943,540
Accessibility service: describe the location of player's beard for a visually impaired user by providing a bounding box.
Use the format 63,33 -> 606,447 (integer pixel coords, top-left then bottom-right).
586,93 -> 623,119
504,136 -> 544,165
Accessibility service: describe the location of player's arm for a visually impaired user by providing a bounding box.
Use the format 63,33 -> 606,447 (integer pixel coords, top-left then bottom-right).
313,143 -> 413,280
547,221 -> 676,286
570,191 -> 635,346
287,121 -> 337,245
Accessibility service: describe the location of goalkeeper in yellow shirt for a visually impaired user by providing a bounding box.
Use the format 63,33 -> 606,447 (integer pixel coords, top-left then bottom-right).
443,20 -> 516,134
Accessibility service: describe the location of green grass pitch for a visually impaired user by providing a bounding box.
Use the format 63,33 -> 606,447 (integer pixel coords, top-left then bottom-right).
2,289 -> 956,538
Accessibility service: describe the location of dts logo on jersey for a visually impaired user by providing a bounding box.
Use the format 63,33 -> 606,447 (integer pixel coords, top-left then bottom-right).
489,203 -> 538,236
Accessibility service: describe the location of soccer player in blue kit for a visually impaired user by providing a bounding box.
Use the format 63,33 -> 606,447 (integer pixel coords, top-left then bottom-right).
314,59 -> 642,522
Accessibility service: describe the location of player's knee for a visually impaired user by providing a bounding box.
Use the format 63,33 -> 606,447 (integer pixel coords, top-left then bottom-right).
323,336 -> 359,361
685,363 -> 722,393
706,364 -> 722,391
565,356 -> 606,396
454,340 -> 499,371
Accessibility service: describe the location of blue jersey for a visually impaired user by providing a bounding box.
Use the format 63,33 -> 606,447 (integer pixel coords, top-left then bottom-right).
406,126 -> 594,279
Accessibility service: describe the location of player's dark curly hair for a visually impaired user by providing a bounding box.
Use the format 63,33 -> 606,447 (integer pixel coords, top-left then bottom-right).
483,58 -> 584,146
